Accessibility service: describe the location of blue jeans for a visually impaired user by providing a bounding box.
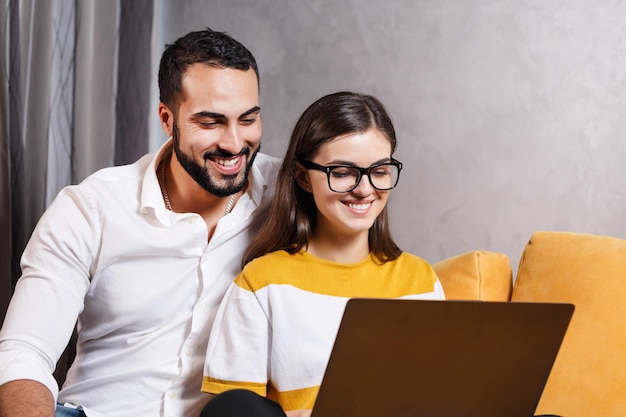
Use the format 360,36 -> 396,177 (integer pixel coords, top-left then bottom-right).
55,404 -> 87,417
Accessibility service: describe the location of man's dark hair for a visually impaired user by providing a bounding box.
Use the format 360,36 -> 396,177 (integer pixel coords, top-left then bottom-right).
158,28 -> 259,112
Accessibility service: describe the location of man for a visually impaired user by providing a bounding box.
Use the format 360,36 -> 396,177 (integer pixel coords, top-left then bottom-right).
0,28 -> 280,417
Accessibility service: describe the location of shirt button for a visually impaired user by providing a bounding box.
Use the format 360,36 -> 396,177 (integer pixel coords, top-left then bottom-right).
168,392 -> 175,398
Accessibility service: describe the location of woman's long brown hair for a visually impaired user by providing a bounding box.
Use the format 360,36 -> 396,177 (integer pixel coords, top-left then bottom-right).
242,91 -> 402,267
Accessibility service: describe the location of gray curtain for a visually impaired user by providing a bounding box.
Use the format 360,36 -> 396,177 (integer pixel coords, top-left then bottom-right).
1,0 -> 154,382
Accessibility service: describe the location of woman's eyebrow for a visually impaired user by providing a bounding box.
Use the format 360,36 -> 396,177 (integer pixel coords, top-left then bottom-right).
326,157 -> 391,166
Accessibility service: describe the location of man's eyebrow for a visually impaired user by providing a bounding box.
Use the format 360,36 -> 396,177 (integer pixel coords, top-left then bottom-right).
191,111 -> 225,120
240,106 -> 261,118
190,106 -> 260,121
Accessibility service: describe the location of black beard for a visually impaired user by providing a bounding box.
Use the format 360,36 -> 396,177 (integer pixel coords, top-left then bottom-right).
172,120 -> 260,198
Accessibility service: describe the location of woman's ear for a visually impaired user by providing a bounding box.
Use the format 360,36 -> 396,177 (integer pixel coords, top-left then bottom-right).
294,163 -> 312,193
158,103 -> 174,136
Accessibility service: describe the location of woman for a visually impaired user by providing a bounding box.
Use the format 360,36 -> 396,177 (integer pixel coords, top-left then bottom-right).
200,91 -> 445,417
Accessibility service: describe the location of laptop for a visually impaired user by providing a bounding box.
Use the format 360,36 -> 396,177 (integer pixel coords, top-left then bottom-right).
311,299 -> 574,417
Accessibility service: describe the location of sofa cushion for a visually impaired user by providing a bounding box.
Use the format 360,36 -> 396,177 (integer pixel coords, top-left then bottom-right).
512,231 -> 626,417
432,250 -> 512,301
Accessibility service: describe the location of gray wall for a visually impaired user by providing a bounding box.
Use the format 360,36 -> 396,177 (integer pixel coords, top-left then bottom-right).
155,0 -> 626,273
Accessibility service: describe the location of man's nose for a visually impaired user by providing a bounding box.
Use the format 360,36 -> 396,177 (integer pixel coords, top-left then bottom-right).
219,125 -> 245,154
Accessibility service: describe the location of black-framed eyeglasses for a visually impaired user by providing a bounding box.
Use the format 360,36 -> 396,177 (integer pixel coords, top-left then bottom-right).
300,159 -> 402,193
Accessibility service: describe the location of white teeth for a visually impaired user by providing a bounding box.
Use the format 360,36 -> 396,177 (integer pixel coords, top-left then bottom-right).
347,202 -> 371,211
216,157 -> 239,167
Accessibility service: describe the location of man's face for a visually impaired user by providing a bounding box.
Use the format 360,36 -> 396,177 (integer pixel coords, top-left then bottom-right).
169,64 -> 262,197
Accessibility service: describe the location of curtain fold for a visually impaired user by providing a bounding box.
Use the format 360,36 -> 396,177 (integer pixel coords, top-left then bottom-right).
0,0 -> 12,319
115,0 -> 153,166
73,0 -> 119,182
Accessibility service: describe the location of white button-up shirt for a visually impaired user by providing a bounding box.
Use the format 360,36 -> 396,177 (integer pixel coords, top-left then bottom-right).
0,140 -> 280,417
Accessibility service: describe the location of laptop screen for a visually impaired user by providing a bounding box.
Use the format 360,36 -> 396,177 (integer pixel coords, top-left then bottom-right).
311,299 -> 573,417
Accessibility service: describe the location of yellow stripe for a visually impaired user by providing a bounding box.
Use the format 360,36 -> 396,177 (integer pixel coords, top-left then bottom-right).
271,385 -> 319,411
203,377 -> 319,411
235,251 -> 438,298
202,376 -> 267,396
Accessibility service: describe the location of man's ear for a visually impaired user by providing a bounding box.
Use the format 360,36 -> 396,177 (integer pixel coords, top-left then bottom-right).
294,163 -> 312,193
158,103 -> 174,136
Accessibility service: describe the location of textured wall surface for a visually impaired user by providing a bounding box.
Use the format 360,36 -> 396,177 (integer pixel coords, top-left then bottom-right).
156,0 -> 626,272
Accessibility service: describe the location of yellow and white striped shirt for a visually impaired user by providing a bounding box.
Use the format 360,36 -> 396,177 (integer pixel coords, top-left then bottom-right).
202,249 -> 445,411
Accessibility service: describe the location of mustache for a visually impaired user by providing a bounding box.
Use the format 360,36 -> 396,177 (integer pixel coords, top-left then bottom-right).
203,147 -> 251,160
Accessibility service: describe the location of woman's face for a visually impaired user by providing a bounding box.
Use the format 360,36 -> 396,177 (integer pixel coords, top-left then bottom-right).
303,128 -> 393,240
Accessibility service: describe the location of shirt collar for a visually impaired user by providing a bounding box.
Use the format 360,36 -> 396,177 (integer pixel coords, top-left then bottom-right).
246,152 -> 271,208
140,139 -> 173,219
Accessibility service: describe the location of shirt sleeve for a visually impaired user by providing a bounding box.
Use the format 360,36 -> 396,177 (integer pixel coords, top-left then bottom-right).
0,185 -> 96,400
202,274 -> 271,396
434,278 -> 446,300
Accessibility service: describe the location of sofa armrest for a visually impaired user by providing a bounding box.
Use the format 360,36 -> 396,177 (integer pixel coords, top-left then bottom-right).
432,250 -> 512,301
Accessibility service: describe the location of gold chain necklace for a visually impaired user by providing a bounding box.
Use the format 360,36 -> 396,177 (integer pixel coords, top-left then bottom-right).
159,158 -> 236,215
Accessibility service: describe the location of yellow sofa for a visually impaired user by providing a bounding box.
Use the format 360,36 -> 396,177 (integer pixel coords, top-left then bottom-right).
432,231 -> 626,417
